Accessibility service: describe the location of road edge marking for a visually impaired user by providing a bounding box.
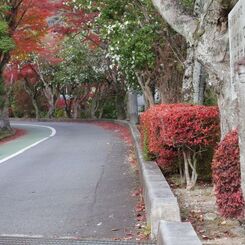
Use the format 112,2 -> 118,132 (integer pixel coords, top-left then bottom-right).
0,234 -> 44,238
0,234 -> 82,240
0,124 -> 56,165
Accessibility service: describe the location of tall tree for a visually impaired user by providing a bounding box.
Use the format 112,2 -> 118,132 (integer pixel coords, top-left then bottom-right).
0,0 -> 59,130
151,0 -> 238,136
54,37 -> 106,118
72,0 -> 186,109
19,64 -> 42,119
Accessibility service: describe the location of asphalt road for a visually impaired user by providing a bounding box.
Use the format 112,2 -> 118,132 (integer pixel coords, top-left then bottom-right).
0,122 -> 137,239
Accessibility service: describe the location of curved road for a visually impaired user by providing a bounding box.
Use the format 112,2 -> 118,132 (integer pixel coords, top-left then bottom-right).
0,122 -> 138,240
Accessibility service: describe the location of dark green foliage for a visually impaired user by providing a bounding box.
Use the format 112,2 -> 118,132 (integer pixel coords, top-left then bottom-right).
0,21 -> 15,53
142,128 -> 152,161
180,0 -> 195,11
54,108 -> 65,118
0,78 -> 5,109
196,148 -> 214,181
101,97 -> 117,119
100,0 -> 129,20
204,87 -> 218,106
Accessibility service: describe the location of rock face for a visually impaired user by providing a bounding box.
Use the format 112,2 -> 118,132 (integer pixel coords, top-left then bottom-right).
229,0 -> 245,198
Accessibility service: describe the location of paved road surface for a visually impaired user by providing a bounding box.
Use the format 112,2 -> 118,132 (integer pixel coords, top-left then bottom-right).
0,122 -> 138,240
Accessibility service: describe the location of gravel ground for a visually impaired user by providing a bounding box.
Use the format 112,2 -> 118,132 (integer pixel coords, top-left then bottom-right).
170,181 -> 245,245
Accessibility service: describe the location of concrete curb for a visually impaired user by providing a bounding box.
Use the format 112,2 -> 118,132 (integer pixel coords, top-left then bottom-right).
157,221 -> 202,245
116,121 -> 202,245
124,123 -> 180,237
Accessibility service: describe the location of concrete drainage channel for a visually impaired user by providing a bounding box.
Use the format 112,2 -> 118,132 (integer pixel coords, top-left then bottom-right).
117,121 -> 202,245
0,237 -> 156,245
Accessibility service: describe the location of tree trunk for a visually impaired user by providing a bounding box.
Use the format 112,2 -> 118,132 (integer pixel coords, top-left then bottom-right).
0,1 -> 23,132
72,99 -> 80,119
0,90 -> 11,132
111,72 -> 126,120
36,63 -> 57,119
183,149 -> 198,190
0,55 -> 11,132
136,72 -> 155,109
183,151 -> 191,190
151,0 -> 238,136
193,60 -> 206,105
43,85 -> 57,119
144,83 -> 155,107
90,100 -> 96,119
33,100 -> 40,120
61,93 -> 72,118
90,99 -> 102,119
23,80 -> 40,120
182,47 -> 194,102
182,48 -> 206,104
115,92 -> 126,120
47,98 -> 56,119
0,106 -> 11,132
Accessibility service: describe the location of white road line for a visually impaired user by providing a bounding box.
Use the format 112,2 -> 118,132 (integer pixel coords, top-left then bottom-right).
11,123 -> 56,137
0,124 -> 56,165
0,234 -> 80,240
0,234 -> 44,238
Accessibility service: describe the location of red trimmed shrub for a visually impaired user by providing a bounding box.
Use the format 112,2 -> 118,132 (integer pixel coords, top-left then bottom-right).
212,130 -> 245,218
155,146 -> 178,167
140,104 -> 220,189
140,104 -> 183,164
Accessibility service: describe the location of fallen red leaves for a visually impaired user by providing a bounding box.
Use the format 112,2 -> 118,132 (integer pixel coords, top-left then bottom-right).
131,188 -> 142,197
93,122 -> 138,168
93,122 -> 133,145
94,121 -> 150,241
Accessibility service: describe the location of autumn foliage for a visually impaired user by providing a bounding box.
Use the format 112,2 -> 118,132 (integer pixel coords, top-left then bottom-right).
2,63 -> 19,84
140,104 -> 220,162
4,0 -> 97,62
3,63 -> 38,85
140,104 -> 182,165
212,130 -> 245,218
140,104 -> 220,189
10,0 -> 60,58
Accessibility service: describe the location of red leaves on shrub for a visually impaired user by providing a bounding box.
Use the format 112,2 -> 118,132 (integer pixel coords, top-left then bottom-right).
140,104 -> 220,167
212,130 -> 245,218
155,146 -> 178,167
